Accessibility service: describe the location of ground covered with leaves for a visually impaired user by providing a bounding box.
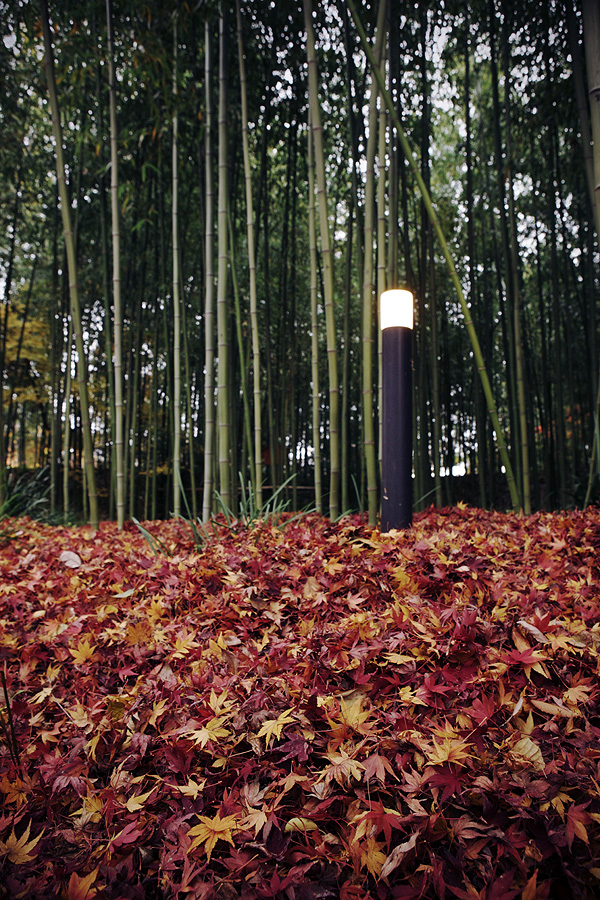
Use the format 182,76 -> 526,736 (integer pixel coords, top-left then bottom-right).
0,506 -> 599,899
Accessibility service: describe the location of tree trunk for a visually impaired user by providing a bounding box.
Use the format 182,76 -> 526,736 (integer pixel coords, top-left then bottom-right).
304,0 -> 340,519
172,12 -> 182,517
502,2 -> 531,513
361,0 -> 386,526
307,115 -> 322,514
49,199 -> 61,515
582,0 -> 600,504
217,5 -> 231,507
40,0 -> 98,529
62,319 -> 73,517
202,19 -> 216,522
236,0 -> 262,505
582,0 -> 600,238
106,0 -> 125,528
0,172 -> 21,506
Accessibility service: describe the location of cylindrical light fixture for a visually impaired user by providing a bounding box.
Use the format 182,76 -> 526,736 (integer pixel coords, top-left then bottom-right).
380,289 -> 414,531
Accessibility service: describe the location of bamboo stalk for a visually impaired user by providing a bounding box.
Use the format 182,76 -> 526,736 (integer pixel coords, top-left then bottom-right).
105,0 -> 125,528
40,0 -> 99,529
236,0 -> 262,506
304,0 -> 340,519
202,19 -> 216,522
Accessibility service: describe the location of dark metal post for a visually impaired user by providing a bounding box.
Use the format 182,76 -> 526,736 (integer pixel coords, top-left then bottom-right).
381,291 -> 413,531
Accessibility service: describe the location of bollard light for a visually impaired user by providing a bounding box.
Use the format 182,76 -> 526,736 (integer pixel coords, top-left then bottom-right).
380,289 -> 413,531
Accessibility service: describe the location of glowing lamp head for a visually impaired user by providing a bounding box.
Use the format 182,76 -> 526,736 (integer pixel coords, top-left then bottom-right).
380,289 -> 414,330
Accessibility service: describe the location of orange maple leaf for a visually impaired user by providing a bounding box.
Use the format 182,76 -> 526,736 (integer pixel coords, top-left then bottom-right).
566,803 -> 591,850
66,867 -> 100,900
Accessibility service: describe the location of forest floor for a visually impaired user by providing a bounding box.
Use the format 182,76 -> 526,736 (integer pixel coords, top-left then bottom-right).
0,506 -> 599,899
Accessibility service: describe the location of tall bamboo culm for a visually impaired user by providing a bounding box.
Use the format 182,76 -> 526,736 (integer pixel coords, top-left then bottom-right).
216,6 -> 231,507
40,0 -> 99,529
172,12 -> 182,518
304,0 -> 340,519
106,0 -> 125,529
236,0 -> 262,506
361,0 -> 386,526
582,0 -> 600,505
202,19 -> 215,522
307,113 -> 323,514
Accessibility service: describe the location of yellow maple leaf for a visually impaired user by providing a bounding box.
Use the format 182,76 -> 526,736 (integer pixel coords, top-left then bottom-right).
0,821 -> 44,864
148,599 -> 166,621
326,694 -> 373,746
241,807 -> 269,836
173,778 -> 206,800
125,621 -> 153,646
339,694 -> 373,731
302,576 -> 321,600
173,634 -> 200,658
126,787 -> 156,813
359,835 -> 386,877
187,813 -> 238,860
540,790 -> 571,819
384,652 -> 414,665
72,793 -> 104,826
208,688 -> 233,715
563,682 -> 593,708
317,750 -> 364,787
398,686 -> 427,706
184,716 -> 231,749
428,737 -> 472,767
69,638 -> 99,666
257,708 -> 296,747
148,699 -> 169,728
69,700 -> 93,728
31,685 -> 54,706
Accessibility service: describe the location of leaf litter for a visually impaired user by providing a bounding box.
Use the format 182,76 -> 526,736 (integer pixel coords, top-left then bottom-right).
0,505 -> 599,898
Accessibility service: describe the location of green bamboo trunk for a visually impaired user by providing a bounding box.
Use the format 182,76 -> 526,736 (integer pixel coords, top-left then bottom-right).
307,116 -> 323,514
106,0 -> 125,528
361,0 -> 386,526
41,0 -> 99,529
202,19 -> 216,522
172,14 -> 182,518
304,0 -> 340,519
236,0 -> 262,505
216,7 -> 231,507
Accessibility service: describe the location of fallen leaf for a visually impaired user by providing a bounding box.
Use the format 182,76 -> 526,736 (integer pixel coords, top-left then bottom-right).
66,867 -> 100,900
379,832 -> 418,879
60,550 -> 82,568
187,813 -> 239,860
0,821 -> 44,864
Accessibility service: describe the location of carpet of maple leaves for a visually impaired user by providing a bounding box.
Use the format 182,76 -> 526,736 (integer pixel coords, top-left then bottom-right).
0,505 -> 599,899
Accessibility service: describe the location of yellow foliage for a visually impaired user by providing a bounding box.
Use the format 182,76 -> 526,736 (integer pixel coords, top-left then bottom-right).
187,813 -> 239,860
257,708 -> 296,747
0,820 -> 44,864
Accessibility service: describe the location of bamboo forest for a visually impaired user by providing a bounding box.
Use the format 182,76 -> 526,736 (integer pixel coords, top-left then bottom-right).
1,0 -> 599,530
